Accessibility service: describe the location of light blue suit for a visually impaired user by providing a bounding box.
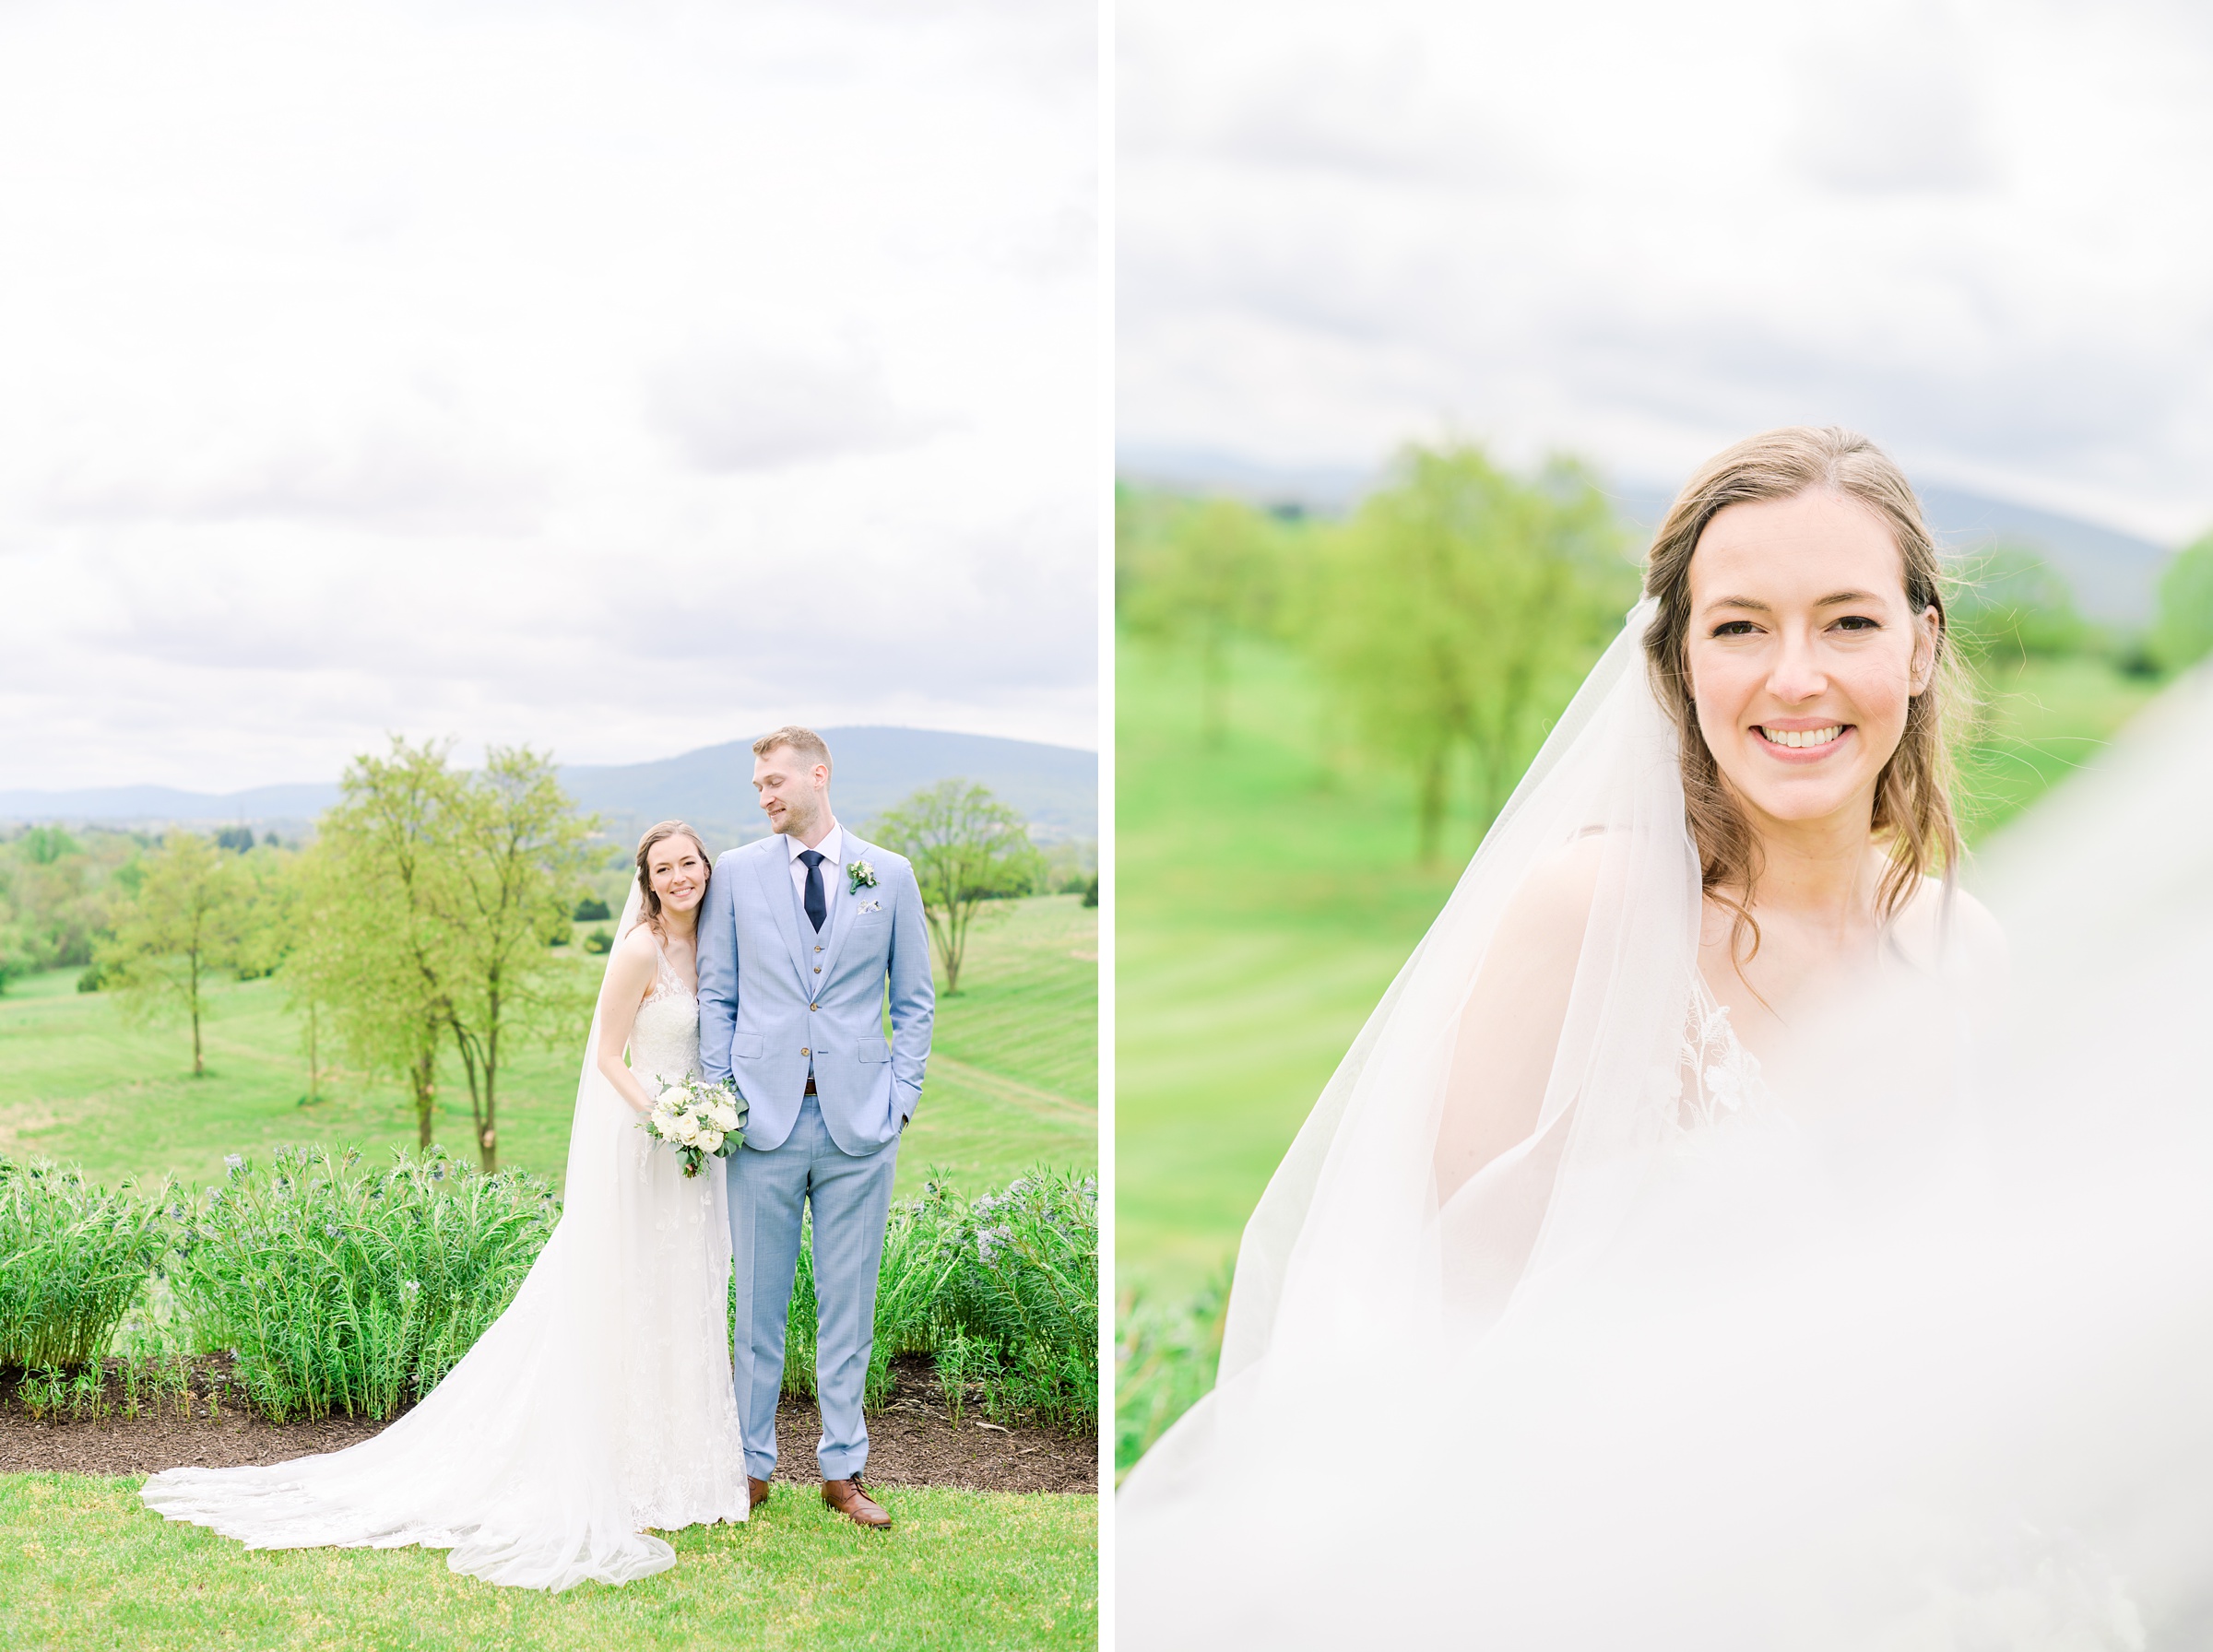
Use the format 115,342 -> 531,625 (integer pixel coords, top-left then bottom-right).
698,827 -> 934,1481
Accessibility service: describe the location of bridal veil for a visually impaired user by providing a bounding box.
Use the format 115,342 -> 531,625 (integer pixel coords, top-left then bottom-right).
142,884 -> 750,1591
1123,599 -> 1707,1505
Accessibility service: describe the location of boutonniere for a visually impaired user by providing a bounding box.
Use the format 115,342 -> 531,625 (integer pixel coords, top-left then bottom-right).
847,859 -> 878,893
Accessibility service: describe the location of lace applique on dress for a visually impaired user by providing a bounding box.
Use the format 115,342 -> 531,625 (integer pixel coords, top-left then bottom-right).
639,930 -> 691,1008
1675,973 -> 1766,1132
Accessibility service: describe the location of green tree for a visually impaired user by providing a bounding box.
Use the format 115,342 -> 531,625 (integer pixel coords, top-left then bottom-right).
0,826 -> 123,985
96,833 -> 253,1075
302,740 -> 594,1169
302,742 -> 464,1148
870,779 -> 1047,994
1120,490 -> 1288,744
1951,545 -> 2091,668
1312,443 -> 1634,864
434,747 -> 598,1172
22,826 -> 78,866
2149,531 -> 2213,675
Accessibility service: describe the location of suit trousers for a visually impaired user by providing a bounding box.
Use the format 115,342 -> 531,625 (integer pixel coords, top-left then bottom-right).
727,1093 -> 899,1482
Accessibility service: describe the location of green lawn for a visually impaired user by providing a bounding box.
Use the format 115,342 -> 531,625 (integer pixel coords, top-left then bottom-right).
1117,638 -> 1460,1298
1957,652 -> 2163,838
1117,633 -> 2164,1301
0,894 -> 1095,1202
0,1476 -> 1095,1651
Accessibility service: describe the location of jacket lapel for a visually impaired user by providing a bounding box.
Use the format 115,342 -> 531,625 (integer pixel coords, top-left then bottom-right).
812,832 -> 869,988
752,844 -> 813,992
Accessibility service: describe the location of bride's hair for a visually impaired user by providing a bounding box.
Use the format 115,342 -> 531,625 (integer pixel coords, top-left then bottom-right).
633,820 -> 709,927
1639,425 -> 1963,959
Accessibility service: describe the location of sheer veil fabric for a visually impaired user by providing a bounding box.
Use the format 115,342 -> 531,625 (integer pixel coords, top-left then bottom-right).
1124,600 -> 1702,1504
1120,612 -> 2213,1647
141,885 -> 751,1591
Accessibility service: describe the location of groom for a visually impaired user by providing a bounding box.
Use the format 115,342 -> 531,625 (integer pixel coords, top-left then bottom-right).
698,726 -> 935,1529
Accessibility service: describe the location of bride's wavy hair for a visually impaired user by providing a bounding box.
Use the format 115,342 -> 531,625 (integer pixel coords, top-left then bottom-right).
633,820 -> 710,928
1640,425 -> 1963,962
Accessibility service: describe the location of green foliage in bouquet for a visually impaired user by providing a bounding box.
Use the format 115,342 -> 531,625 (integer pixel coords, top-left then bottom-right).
0,1157 -> 174,1370
166,1144 -> 559,1421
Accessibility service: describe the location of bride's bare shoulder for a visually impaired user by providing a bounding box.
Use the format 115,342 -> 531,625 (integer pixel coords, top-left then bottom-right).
1493,832 -> 1612,952
1891,872 -> 2006,974
606,923 -> 661,982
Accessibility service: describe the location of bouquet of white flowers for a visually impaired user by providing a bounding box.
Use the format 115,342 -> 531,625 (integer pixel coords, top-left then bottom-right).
637,1077 -> 746,1177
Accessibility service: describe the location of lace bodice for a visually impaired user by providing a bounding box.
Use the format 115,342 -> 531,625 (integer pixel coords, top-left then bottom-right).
1675,973 -> 1765,1131
630,933 -> 700,1088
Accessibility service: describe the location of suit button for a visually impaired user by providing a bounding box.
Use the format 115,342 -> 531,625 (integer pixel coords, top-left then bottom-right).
801,1047 -> 810,1056
810,1003 -> 818,1011
813,966 -> 821,974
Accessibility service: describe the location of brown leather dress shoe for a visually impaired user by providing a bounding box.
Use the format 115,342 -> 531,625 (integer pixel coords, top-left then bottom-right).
748,1476 -> 771,1511
822,1476 -> 892,1528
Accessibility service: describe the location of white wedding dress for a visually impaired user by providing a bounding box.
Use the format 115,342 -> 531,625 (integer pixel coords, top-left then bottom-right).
1121,604 -> 2213,1648
142,893 -> 751,1591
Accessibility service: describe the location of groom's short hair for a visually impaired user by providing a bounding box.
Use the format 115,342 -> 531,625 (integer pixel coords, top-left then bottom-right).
752,726 -> 833,775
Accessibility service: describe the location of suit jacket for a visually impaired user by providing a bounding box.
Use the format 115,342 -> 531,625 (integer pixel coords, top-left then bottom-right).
697,830 -> 934,1154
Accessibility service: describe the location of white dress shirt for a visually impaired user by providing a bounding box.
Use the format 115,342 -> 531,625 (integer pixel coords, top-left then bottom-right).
786,819 -> 845,926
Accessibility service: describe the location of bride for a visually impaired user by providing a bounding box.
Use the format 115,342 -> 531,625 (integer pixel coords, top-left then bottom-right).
1120,426 -> 2213,1646
141,820 -> 751,1591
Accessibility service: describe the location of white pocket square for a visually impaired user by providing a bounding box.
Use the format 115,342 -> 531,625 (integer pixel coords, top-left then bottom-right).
857,899 -> 883,913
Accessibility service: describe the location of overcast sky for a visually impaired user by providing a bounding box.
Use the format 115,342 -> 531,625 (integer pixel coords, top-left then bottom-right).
1119,0 -> 2213,546
0,0 -> 1095,793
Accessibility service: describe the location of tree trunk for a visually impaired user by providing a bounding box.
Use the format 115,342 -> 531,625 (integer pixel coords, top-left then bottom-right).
1474,735 -> 1511,843
453,1020 -> 488,1174
942,894 -> 974,993
188,950 -> 206,1077
1201,628 -> 1228,747
479,1016 -> 500,1174
306,1001 -> 321,1104
1417,747 -> 1449,867
411,1040 -> 437,1149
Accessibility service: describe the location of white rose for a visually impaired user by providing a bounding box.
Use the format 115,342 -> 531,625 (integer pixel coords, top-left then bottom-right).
673,1113 -> 702,1145
696,1127 -> 724,1154
711,1103 -> 740,1132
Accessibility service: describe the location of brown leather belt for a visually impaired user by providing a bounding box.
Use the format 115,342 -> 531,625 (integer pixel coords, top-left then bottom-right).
804,1077 -> 818,1096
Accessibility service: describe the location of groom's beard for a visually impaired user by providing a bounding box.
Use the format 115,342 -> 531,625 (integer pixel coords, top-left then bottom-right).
771,796 -> 822,838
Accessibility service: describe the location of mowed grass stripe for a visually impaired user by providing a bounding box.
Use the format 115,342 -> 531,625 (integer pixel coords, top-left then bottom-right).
0,1475 -> 1095,1651
1117,637 -> 1458,1299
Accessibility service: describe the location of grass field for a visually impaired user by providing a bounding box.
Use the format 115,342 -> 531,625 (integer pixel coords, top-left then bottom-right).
1116,632 -> 2163,1301
0,1476 -> 1095,1651
0,893 -> 1095,1202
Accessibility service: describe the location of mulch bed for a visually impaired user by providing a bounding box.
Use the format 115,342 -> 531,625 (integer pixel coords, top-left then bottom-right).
0,1353 -> 1096,1495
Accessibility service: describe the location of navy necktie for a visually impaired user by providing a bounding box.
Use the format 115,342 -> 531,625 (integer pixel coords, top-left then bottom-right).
799,849 -> 827,932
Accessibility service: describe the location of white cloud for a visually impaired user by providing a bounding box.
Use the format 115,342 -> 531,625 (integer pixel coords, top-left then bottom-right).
0,0 -> 1096,791
1119,0 -> 2213,543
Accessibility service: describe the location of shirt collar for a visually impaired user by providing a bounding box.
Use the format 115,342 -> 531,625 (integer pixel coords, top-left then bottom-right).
788,820 -> 843,867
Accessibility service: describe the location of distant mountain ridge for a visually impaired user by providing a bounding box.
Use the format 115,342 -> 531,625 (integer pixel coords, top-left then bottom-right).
1120,446 -> 2177,623
0,726 -> 1098,845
